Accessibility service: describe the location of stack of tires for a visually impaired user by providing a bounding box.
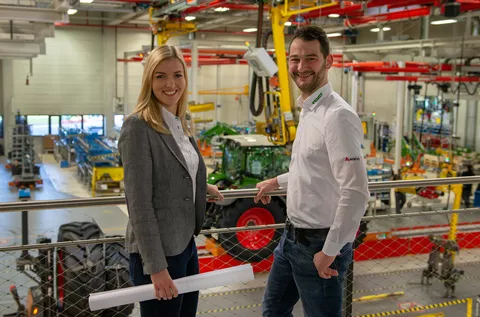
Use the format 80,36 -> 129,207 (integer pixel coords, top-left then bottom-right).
56,222 -> 134,317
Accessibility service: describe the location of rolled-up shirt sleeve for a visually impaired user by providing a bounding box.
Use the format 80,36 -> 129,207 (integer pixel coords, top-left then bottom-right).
322,108 -> 370,256
276,172 -> 289,188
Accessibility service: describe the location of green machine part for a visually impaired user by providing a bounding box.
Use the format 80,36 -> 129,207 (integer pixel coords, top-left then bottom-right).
200,123 -> 239,144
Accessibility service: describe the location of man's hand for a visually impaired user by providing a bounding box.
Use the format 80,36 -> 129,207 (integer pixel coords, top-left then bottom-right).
150,269 -> 178,300
207,184 -> 224,202
254,178 -> 279,204
313,251 -> 339,279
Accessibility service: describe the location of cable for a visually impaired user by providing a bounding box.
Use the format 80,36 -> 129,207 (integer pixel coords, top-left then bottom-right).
249,1 -> 265,117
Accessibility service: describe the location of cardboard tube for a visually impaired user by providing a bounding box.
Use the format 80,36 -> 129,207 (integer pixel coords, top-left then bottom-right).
89,264 -> 254,311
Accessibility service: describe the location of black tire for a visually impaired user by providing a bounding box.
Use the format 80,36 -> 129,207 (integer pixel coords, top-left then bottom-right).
57,222 -> 106,317
219,198 -> 285,263
102,236 -> 134,317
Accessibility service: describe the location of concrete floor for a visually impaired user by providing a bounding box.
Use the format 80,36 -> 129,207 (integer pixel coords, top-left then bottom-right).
0,154 -> 479,317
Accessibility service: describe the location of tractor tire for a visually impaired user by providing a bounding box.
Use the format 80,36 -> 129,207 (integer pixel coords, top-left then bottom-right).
57,222 -> 106,317
102,237 -> 134,317
219,198 -> 285,263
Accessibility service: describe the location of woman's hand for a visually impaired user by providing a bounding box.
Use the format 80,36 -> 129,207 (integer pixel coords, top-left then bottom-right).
150,269 -> 178,300
207,184 -> 224,202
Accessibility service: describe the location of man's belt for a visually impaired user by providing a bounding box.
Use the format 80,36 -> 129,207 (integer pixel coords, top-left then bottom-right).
285,218 -> 329,246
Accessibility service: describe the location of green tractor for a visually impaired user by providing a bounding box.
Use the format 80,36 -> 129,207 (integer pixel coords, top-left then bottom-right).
204,134 -> 290,263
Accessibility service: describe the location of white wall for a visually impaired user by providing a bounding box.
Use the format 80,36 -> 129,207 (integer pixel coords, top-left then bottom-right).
12,28 -> 104,115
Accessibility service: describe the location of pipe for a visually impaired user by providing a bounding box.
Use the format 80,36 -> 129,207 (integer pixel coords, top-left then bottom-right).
394,61 -> 405,174
346,7 -> 431,27
0,176 -> 479,213
386,76 -> 480,82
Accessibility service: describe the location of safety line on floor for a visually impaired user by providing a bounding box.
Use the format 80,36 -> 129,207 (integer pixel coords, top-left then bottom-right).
353,284 -> 405,294
196,303 -> 262,315
200,287 -> 264,298
354,298 -> 469,317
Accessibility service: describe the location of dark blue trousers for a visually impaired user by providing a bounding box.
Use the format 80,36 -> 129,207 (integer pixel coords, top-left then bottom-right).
129,238 -> 199,317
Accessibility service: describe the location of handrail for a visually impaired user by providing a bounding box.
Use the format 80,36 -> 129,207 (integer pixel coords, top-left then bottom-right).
0,176 -> 479,213
0,208 -> 478,253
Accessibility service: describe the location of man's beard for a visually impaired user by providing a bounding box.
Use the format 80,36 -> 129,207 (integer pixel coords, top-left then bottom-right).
291,64 -> 327,96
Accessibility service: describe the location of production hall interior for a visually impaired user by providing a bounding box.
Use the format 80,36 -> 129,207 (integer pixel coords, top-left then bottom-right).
1,0 -> 480,316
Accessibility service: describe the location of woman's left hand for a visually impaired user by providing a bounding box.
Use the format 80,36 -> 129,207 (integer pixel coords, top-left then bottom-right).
207,184 -> 224,202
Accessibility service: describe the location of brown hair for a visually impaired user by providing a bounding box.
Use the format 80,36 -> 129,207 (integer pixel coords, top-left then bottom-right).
289,25 -> 330,58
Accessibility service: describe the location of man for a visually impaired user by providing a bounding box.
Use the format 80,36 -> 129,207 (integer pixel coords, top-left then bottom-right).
255,26 -> 370,317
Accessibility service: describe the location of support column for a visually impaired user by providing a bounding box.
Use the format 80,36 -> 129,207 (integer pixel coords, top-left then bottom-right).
404,86 -> 412,139
191,42 -> 198,104
2,60 -> 14,154
215,63 -> 220,124
358,73 -> 365,113
350,65 -> 358,112
103,28 -> 115,137
123,52 -> 133,116
465,101 -> 477,150
394,62 -> 405,174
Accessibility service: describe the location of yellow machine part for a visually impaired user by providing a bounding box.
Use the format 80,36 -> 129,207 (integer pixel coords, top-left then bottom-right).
189,103 -> 215,113
148,7 -> 197,45
266,1 -> 336,145
91,166 -> 124,197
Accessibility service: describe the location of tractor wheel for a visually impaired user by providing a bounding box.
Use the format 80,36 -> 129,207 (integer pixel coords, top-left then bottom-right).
219,198 -> 285,263
102,237 -> 134,317
57,222 -> 106,317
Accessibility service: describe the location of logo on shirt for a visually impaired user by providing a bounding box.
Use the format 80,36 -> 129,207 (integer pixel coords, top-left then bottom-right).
345,157 -> 360,161
312,92 -> 323,104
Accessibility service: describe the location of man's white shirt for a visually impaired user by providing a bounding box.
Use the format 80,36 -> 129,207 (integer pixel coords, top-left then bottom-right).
276,82 -> 370,257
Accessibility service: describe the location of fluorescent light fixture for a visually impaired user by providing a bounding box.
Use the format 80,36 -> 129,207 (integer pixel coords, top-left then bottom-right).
370,27 -> 391,32
327,32 -> 342,37
431,19 -> 457,25
243,28 -> 257,33
328,13 -> 340,18
214,7 -> 230,12
79,0 -> 93,3
284,21 -> 292,26
67,8 -> 78,15
185,16 -> 196,21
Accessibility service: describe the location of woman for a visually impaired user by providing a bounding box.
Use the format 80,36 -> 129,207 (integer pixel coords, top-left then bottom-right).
118,45 -> 224,317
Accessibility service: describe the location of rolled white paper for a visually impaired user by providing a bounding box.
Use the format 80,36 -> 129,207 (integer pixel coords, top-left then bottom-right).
88,264 -> 254,311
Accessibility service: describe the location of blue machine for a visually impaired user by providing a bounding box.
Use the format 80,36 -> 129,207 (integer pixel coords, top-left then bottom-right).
74,133 -> 120,168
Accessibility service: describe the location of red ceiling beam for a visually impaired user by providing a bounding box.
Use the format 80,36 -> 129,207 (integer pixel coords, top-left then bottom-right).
387,0 -> 439,9
345,6 -> 431,26
304,3 -> 362,19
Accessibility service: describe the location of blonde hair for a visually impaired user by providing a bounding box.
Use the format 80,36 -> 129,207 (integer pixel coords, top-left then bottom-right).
130,45 -> 192,136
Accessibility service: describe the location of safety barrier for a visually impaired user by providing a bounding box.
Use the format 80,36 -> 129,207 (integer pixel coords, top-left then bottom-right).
0,176 -> 479,317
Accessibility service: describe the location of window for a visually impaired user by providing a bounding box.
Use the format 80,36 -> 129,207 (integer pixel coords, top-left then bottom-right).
114,115 -> 124,130
61,115 -> 82,132
0,115 -> 3,138
26,115 -> 49,136
50,116 -> 60,135
83,115 -> 104,135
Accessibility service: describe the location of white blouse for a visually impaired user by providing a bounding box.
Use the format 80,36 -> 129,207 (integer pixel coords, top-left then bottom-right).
161,106 -> 199,202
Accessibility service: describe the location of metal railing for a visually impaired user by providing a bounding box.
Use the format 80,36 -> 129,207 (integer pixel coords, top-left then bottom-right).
0,175 -> 479,212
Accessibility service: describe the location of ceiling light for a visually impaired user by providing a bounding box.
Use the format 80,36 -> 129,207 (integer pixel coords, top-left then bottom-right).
185,16 -> 196,21
214,7 -> 230,12
327,32 -> 342,37
370,27 -> 391,32
243,28 -> 257,33
67,9 -> 78,15
284,21 -> 292,26
79,0 -> 93,3
431,19 -> 457,25
328,13 -> 340,18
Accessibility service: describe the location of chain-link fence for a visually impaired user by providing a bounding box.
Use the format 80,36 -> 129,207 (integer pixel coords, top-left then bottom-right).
0,208 -> 479,317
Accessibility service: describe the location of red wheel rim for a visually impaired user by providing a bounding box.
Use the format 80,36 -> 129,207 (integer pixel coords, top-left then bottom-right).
236,207 -> 275,250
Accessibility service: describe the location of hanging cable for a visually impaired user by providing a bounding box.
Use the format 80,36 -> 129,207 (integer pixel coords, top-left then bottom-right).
249,1 -> 265,117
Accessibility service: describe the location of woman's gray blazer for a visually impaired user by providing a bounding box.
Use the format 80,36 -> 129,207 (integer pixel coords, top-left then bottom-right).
118,114 -> 207,275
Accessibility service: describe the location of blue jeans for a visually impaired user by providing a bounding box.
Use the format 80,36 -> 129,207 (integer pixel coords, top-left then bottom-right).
129,238 -> 199,317
262,230 -> 353,317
